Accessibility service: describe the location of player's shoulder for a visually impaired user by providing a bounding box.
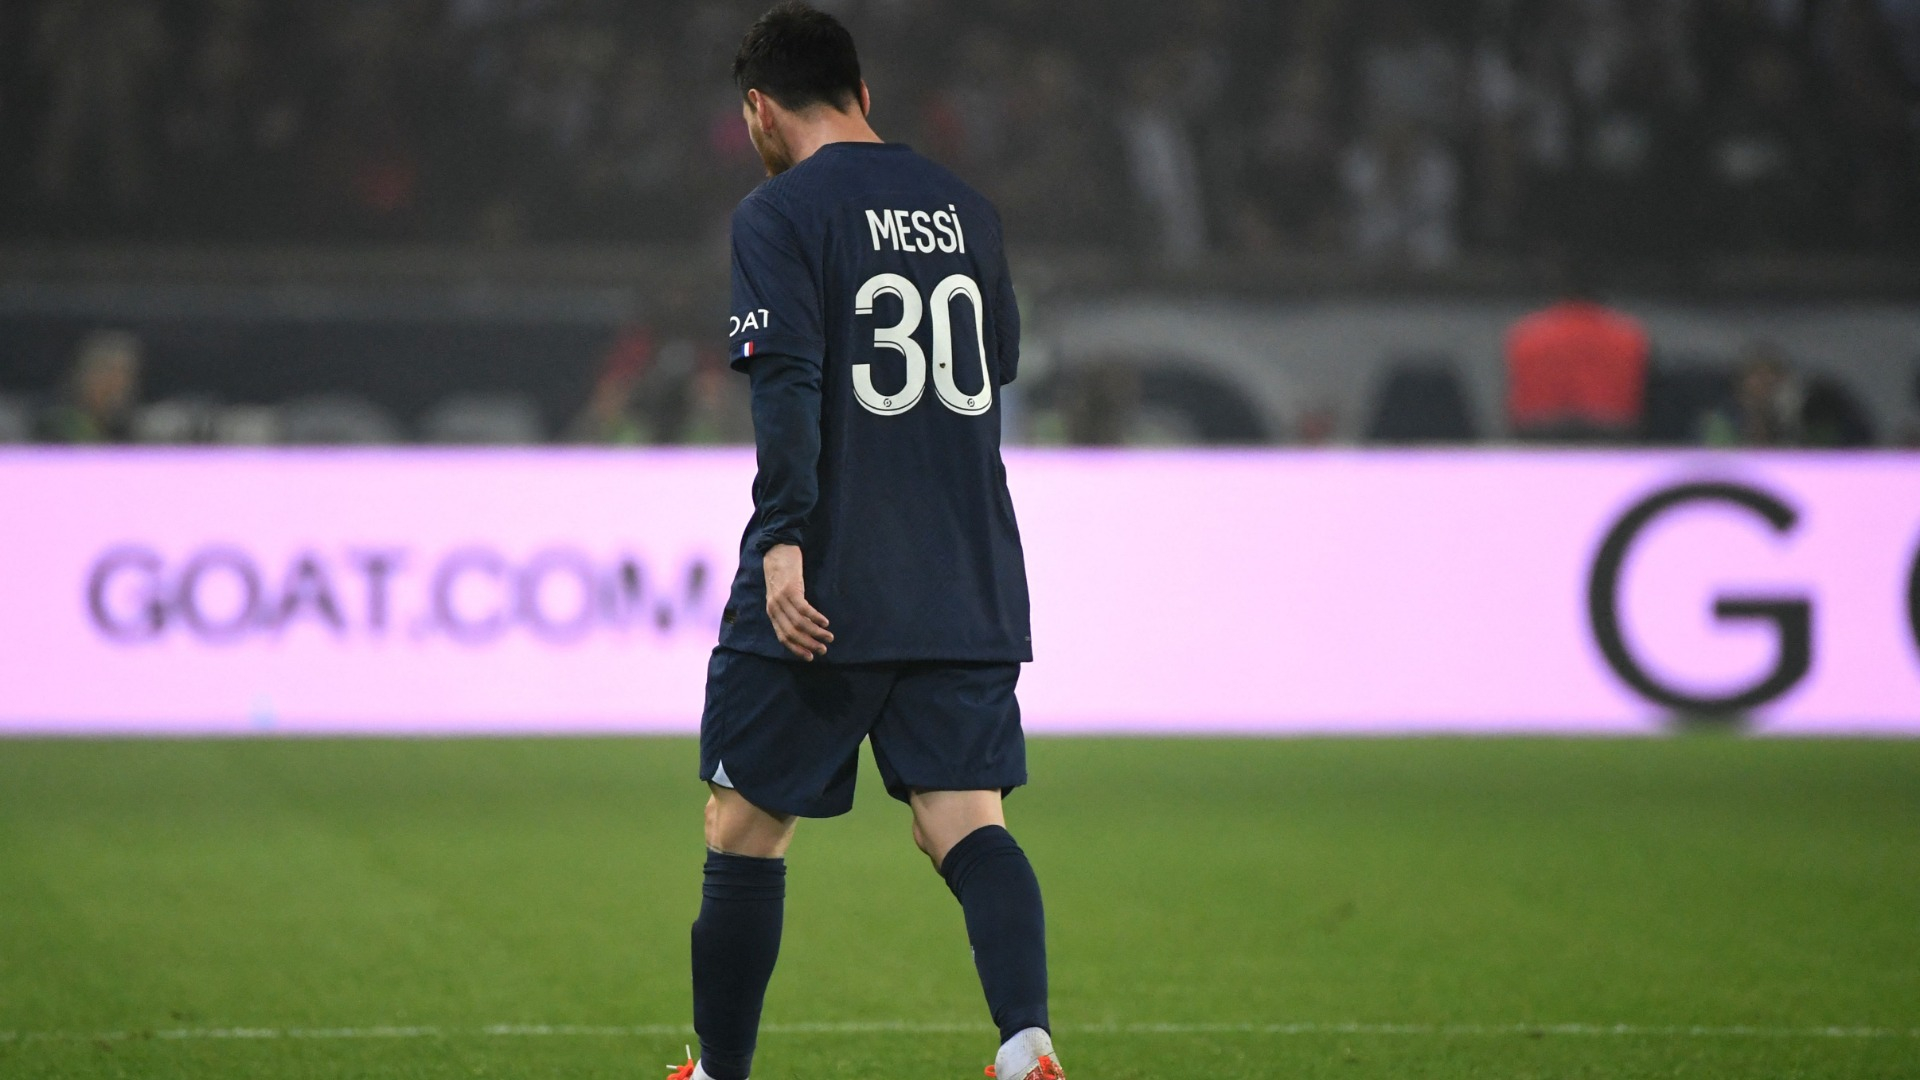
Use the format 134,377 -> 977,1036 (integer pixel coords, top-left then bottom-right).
731,180 -> 793,232
881,145 -> 1001,224
769,144 -> 997,210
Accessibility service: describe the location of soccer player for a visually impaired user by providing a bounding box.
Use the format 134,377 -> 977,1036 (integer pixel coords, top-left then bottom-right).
670,5 -> 1060,1080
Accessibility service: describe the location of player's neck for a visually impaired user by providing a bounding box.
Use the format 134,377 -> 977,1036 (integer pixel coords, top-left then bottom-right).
783,110 -> 884,168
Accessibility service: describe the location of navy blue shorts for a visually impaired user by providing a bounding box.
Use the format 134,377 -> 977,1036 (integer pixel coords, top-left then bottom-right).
698,647 -> 1027,819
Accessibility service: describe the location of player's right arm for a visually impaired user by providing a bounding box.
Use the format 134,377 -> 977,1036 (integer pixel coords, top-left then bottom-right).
747,351 -> 833,661
761,542 -> 831,660
728,193 -> 833,661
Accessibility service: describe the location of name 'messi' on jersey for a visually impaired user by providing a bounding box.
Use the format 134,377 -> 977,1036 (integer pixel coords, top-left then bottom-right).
865,206 -> 967,254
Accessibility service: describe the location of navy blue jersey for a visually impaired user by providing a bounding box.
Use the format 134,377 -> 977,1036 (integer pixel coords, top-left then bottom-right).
717,142 -> 1030,664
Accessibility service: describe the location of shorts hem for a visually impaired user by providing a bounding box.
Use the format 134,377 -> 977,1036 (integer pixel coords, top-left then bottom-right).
713,641 -> 1033,666
699,763 -> 855,819
880,776 -> 1028,805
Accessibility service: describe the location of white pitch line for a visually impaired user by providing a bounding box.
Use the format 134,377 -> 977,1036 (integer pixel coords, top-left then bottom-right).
2,1021 -> 1916,1045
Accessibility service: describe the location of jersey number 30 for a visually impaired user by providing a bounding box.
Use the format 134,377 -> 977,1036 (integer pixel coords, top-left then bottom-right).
853,273 -> 992,417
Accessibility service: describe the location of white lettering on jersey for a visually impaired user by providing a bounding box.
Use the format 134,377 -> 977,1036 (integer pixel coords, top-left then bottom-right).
852,273 -> 991,418
852,273 -> 926,415
866,206 -> 967,254
865,209 -> 902,251
728,309 -> 771,337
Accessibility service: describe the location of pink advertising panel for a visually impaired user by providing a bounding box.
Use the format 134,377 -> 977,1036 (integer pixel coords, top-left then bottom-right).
1,450 -> 1915,735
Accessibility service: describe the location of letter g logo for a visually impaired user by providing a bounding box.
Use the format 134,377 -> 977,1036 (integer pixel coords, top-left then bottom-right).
1587,482 -> 1812,715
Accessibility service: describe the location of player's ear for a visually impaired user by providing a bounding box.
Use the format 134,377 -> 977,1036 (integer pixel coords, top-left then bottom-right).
746,88 -> 772,132
857,81 -> 871,117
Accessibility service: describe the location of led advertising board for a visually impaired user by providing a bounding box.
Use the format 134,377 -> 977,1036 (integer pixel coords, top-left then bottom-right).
2,451 -> 1914,735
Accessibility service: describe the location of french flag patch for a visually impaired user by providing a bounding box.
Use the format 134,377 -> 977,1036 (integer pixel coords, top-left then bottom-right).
742,340 -> 756,358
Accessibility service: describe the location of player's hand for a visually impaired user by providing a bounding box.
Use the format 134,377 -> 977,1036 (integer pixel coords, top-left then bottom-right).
763,543 -> 833,660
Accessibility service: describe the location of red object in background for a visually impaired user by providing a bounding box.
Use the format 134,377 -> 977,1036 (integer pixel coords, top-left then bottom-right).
598,325 -> 654,386
708,108 -> 758,164
1505,301 -> 1650,433
351,157 -> 418,214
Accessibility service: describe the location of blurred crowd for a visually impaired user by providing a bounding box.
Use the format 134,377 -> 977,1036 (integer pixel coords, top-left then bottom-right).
0,310 -> 754,448
3,301 -> 1907,448
2,0 -> 1918,261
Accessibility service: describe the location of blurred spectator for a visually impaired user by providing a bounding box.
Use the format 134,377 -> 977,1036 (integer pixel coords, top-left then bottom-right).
679,359 -> 754,446
1341,3 -> 1464,266
1342,124 -> 1461,268
644,288 -> 740,444
43,330 -> 143,443
1727,343 -> 1802,446
1505,275 -> 1650,439
567,324 -> 656,445
1121,50 -> 1210,266
1700,342 -> 1878,447
1238,58 -> 1341,250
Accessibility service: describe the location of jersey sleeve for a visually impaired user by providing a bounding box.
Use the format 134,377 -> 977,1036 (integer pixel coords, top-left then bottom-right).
993,257 -> 1021,386
746,351 -> 822,552
728,195 -> 825,372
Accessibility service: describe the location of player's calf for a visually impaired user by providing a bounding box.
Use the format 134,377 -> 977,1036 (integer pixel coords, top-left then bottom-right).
923,810 -> 1054,1076
691,786 -> 795,1080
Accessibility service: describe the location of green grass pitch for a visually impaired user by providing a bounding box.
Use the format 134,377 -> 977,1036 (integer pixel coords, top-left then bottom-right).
1,736 -> 1916,1079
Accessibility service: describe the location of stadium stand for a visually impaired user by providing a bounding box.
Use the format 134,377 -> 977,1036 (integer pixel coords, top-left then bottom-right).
1,0 -> 1915,258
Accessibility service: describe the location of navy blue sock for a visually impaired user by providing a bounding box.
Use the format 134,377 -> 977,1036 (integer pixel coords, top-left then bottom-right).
939,825 -> 1050,1044
691,851 -> 785,1080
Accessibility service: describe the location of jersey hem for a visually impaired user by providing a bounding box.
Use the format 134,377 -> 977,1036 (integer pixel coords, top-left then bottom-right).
715,639 -> 1032,666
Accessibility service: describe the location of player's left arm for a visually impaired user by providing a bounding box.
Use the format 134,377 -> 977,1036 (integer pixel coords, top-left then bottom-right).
993,266 -> 1021,387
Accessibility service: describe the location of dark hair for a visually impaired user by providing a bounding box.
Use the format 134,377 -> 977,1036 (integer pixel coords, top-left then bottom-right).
733,2 -> 863,112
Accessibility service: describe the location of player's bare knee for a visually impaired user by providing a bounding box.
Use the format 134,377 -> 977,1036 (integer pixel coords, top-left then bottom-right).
910,790 -> 1005,863
706,785 -> 797,858
707,813 -> 793,859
